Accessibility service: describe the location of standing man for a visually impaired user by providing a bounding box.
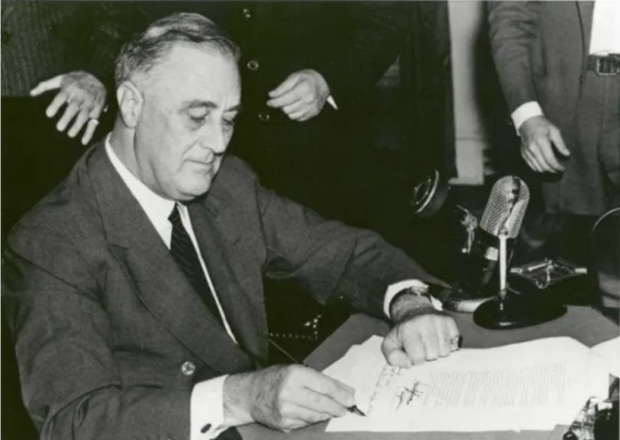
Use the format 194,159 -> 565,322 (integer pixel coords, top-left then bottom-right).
134,1 -> 411,223
3,13 -> 459,440
488,1 -> 620,216
1,1 -> 133,233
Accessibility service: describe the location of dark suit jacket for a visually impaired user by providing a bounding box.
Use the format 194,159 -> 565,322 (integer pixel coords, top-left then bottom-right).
3,143 -> 441,440
130,2 -> 411,221
488,1 -> 605,214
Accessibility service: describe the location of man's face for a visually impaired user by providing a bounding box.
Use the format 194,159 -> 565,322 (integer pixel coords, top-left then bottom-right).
133,44 -> 241,201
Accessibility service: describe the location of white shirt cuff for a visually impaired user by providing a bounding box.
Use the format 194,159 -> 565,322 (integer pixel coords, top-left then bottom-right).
327,95 -> 338,110
383,280 -> 443,319
511,101 -> 544,134
191,375 -> 228,440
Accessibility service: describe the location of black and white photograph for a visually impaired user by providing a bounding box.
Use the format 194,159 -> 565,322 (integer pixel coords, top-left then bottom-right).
1,1 -> 618,439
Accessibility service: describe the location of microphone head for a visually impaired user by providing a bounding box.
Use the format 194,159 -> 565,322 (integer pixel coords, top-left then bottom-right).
480,176 -> 530,239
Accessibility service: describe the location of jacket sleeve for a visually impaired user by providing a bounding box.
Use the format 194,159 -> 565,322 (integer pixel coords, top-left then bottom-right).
487,1 -> 542,113
245,165 -> 447,321
313,2 -> 412,111
2,226 -> 191,440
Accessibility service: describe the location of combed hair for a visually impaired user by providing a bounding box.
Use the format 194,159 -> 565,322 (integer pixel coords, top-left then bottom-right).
115,13 -> 240,86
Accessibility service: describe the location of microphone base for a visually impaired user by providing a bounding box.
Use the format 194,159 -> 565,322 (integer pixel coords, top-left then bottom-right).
473,294 -> 567,330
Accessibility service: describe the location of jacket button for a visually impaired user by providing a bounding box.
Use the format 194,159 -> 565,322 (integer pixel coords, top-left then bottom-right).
242,8 -> 252,19
258,112 -> 270,123
246,59 -> 259,71
181,361 -> 196,376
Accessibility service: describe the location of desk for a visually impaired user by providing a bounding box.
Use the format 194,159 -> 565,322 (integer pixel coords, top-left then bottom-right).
239,306 -> 618,440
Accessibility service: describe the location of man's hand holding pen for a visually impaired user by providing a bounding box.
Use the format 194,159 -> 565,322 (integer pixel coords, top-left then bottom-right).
223,289 -> 460,432
223,364 -> 356,432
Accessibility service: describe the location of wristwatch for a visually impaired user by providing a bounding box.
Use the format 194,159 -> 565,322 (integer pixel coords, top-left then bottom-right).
389,286 -> 440,315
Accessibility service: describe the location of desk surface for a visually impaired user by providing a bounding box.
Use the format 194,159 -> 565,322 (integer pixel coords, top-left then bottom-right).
239,306 -> 618,440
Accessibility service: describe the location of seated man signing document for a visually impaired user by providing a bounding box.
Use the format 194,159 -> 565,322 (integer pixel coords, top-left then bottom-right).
3,13 -> 459,440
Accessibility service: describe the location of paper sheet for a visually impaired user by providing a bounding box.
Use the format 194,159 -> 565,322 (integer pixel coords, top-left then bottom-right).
590,336 -> 620,378
324,336 -> 609,433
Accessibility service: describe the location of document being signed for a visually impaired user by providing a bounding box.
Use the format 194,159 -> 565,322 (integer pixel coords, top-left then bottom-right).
324,336 -> 613,432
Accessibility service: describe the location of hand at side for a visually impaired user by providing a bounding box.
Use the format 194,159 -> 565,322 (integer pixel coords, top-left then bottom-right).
519,115 -> 570,173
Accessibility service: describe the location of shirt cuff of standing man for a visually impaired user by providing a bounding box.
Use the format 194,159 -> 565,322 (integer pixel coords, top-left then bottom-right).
511,101 -> 544,134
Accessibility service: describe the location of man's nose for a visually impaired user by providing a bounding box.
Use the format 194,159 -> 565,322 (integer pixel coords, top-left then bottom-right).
200,125 -> 227,155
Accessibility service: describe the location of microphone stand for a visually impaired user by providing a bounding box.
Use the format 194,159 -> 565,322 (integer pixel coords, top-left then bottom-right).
473,227 -> 567,329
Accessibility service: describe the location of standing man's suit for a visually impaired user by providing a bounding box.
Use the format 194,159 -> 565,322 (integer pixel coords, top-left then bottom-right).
135,1 -> 411,223
1,1 -> 133,234
3,143 -> 441,440
488,1 -> 620,215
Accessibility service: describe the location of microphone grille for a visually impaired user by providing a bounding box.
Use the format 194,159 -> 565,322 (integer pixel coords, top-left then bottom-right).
480,176 -> 530,238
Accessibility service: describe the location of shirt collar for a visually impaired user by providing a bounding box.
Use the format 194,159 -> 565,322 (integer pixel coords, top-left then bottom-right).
105,135 -> 176,237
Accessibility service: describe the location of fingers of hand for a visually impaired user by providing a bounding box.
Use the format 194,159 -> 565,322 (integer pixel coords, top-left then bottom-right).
282,100 -> 306,115
295,387 -> 348,418
266,366 -> 351,431
522,148 -> 542,173
67,110 -> 90,138
272,402 -> 331,432
386,314 -> 460,366
46,91 -> 69,118
81,119 -> 99,145
532,137 -> 562,172
269,74 -> 302,98
288,108 -> 316,121
382,332 -> 412,368
278,403 -> 331,431
401,329 -> 427,365
56,102 -> 80,132
299,368 -> 355,413
268,79 -> 311,108
30,74 -> 64,97
549,127 -> 570,157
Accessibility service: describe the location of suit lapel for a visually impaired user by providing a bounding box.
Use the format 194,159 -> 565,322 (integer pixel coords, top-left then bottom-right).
189,200 -> 269,364
87,145 -> 255,374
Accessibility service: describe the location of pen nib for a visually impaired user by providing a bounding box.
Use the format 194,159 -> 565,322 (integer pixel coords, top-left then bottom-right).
349,406 -> 366,417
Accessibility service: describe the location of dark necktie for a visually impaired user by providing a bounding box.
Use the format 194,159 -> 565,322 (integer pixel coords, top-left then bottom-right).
168,205 -> 224,326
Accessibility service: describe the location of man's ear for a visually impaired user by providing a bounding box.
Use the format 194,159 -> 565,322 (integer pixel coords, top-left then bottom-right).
116,81 -> 143,128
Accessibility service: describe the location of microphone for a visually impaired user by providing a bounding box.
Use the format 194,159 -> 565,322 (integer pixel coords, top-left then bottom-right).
472,177 -> 567,329
444,176 -> 530,312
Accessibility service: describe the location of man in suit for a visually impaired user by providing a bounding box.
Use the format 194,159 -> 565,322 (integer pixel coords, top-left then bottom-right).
488,1 -> 619,216
132,1 -> 413,353
3,13 -> 460,440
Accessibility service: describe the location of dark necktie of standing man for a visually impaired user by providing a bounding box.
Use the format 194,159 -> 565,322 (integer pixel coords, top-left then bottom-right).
168,204 -> 224,326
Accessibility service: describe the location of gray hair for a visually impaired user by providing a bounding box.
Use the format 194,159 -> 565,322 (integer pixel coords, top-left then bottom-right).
115,13 -> 240,86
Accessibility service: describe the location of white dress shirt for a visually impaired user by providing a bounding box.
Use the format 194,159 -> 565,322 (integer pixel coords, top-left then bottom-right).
511,0 -> 620,132
105,136 -> 440,439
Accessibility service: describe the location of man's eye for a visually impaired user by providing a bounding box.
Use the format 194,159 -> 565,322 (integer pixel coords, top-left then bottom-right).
190,115 -> 207,124
223,118 -> 235,128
